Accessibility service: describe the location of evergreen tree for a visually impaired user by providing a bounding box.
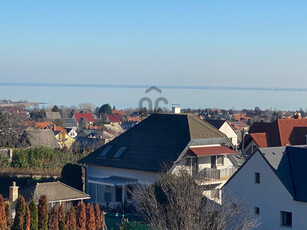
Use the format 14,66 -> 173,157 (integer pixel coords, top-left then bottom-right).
66,207 -> 76,230
29,200 -> 38,230
0,194 -> 7,230
94,204 -> 103,230
58,204 -> 66,230
76,202 -> 86,230
48,206 -> 59,230
86,204 -> 95,230
98,104 -> 112,115
51,105 -> 60,112
38,195 -> 48,230
24,204 -> 31,230
100,211 -> 104,230
13,195 -> 26,230
5,202 -> 12,228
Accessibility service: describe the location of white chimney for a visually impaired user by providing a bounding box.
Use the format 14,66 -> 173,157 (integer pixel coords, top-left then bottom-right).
9,181 -> 19,203
172,105 -> 181,114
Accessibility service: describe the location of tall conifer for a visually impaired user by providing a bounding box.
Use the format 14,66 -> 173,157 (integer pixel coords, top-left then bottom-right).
76,202 -> 86,230
86,204 -> 95,230
0,194 -> 7,230
24,204 -> 31,230
66,207 -> 76,230
13,195 -> 26,230
48,206 -> 59,230
29,200 -> 38,230
38,195 -> 48,230
58,204 -> 66,230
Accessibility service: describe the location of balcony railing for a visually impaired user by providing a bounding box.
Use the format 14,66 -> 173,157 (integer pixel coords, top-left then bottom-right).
196,167 -> 237,181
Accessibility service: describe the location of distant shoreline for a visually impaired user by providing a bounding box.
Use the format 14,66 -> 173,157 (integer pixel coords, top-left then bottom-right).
1,82 -> 307,92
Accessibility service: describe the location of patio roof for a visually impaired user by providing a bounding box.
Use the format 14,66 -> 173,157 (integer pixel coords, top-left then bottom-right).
88,176 -> 138,186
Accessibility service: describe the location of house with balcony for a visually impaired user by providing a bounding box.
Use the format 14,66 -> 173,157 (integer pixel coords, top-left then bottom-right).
78,113 -> 241,209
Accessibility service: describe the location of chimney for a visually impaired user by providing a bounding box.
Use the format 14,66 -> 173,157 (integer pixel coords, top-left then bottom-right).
172,104 -> 181,114
9,181 -> 19,203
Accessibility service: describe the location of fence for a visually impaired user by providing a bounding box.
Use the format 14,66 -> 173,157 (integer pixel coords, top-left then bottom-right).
197,167 -> 236,180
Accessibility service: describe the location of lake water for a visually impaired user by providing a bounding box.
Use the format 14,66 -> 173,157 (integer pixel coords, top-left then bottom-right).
0,85 -> 306,111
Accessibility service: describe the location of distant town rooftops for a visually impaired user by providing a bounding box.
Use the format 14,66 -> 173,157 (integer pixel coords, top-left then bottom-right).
74,112 -> 94,123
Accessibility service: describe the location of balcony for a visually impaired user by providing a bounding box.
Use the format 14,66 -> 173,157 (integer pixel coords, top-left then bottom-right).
195,166 -> 237,182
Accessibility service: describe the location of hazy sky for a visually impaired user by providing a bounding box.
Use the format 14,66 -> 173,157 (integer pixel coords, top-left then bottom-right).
1,1 -> 307,109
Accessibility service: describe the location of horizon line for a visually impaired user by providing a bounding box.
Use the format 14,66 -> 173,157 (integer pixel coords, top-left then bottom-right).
0,82 -> 307,92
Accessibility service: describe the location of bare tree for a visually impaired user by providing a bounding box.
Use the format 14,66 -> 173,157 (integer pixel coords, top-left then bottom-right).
133,171 -> 260,230
78,103 -> 95,112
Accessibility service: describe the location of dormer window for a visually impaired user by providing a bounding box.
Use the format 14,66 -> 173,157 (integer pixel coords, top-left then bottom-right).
100,145 -> 112,156
114,147 -> 126,158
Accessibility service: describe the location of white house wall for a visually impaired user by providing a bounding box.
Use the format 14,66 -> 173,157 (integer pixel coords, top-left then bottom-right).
219,122 -> 238,146
86,165 -> 158,205
224,151 -> 307,230
86,165 -> 158,185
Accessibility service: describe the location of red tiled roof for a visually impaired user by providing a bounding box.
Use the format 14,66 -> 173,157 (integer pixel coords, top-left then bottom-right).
108,114 -> 121,123
250,133 -> 268,148
112,110 -> 125,116
186,146 -> 237,157
127,116 -> 143,122
24,121 -> 34,126
233,114 -> 251,121
74,113 -> 94,123
35,122 -> 67,134
248,118 -> 307,147
35,122 -> 54,129
278,119 -> 307,146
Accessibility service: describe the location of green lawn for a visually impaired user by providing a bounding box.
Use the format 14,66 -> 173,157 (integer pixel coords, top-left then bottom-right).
105,212 -> 149,230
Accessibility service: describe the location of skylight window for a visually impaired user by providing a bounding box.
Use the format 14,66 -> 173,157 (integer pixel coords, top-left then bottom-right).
100,145 -> 112,156
114,147 -> 126,158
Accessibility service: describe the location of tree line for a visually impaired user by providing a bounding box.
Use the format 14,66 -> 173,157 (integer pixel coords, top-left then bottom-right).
0,194 -> 104,230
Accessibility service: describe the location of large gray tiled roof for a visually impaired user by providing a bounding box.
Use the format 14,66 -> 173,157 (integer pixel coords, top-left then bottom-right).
79,113 -> 230,172
21,181 -> 90,203
63,118 -> 78,128
45,111 -> 61,121
19,129 -> 59,149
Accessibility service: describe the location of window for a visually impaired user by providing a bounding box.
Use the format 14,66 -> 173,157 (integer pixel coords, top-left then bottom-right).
254,207 -> 260,215
216,155 -> 224,165
100,145 -> 112,156
254,172 -> 260,184
281,211 -> 292,227
114,147 -> 126,158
